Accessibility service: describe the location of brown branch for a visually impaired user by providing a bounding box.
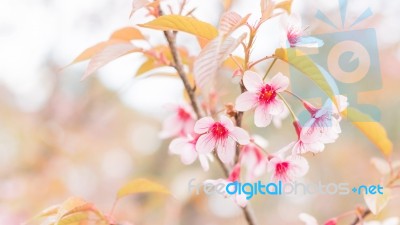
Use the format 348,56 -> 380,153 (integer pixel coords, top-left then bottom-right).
163,30 -> 201,118
350,209 -> 371,225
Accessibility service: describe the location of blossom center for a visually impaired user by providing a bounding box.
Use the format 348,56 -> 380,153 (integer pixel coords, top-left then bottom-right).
258,85 -> 276,103
275,161 -> 289,176
210,122 -> 229,139
178,107 -> 191,121
287,28 -> 300,47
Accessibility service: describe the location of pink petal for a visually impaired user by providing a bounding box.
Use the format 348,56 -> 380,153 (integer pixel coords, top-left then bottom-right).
243,71 -> 263,92
287,155 -> 309,177
194,117 -> 215,134
195,133 -> 216,153
219,115 -> 235,131
169,137 -> 188,154
268,98 -> 285,115
269,72 -> 289,92
216,137 -> 236,164
198,154 -> 210,171
254,105 -> 272,127
230,127 -> 250,145
180,146 -> 198,165
235,193 -> 248,207
159,115 -> 183,138
235,91 -> 258,111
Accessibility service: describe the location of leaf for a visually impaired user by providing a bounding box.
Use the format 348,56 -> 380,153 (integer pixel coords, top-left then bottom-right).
57,212 -> 89,225
23,205 -> 59,224
138,15 -> 218,40
54,197 -> 105,225
117,178 -> 170,200
371,157 -> 391,175
82,42 -> 140,80
194,34 -> 246,88
274,48 -> 335,102
364,188 -> 391,215
222,55 -> 245,71
67,40 -> 125,66
275,0 -> 293,14
110,27 -> 145,41
136,58 -> 156,76
219,12 -> 250,35
344,107 -> 393,156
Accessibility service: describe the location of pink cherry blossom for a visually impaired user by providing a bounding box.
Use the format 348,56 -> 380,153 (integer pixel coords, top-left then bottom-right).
159,104 -> 196,138
292,121 -> 325,154
169,134 -> 213,171
267,153 -> 309,182
283,15 -> 323,48
235,71 -> 289,127
205,164 -> 248,207
194,115 -> 250,164
240,142 -> 268,180
301,95 -> 348,145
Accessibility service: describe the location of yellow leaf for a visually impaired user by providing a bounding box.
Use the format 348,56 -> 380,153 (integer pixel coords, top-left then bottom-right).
222,55 -> 245,71
117,178 -> 170,200
344,107 -> 393,156
136,58 -> 156,76
139,15 -> 218,40
57,212 -> 89,225
54,197 -> 105,225
274,48 -> 335,104
275,0 -> 292,14
110,27 -> 145,41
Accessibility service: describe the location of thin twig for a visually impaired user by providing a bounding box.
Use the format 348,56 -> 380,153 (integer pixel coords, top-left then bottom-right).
350,209 -> 371,225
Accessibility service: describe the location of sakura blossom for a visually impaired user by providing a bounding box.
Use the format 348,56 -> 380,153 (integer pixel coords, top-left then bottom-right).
159,104 -> 196,138
204,164 -> 248,207
235,71 -> 289,127
292,121 -> 325,155
299,213 -> 338,225
240,142 -> 268,181
194,115 -> 250,164
169,134 -> 213,171
283,15 -> 324,48
301,95 -> 348,145
364,217 -> 400,225
267,153 -> 309,182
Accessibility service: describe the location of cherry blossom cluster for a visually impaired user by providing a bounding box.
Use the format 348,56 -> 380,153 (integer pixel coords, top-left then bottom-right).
161,69 -> 348,207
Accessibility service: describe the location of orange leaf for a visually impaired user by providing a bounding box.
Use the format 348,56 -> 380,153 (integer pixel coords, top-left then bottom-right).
117,178 -> 170,200
110,27 -> 145,41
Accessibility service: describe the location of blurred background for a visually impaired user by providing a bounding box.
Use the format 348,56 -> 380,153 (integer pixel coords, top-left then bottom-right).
0,0 -> 399,224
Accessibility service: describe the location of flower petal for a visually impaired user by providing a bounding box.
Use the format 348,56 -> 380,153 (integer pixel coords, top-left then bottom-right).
195,133 -> 216,153
254,105 -> 272,127
217,137 -> 236,164
230,127 -> 250,145
180,146 -> 197,165
243,70 -> 263,92
268,98 -> 285,115
235,91 -> 258,111
159,115 -> 183,138
169,137 -> 188,154
194,117 -> 214,134
287,155 -> 309,177
269,72 -> 289,92
198,154 -> 210,171
219,115 -> 235,131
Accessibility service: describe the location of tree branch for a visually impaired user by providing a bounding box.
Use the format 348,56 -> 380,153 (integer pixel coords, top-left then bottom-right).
350,209 -> 371,225
163,30 -> 202,118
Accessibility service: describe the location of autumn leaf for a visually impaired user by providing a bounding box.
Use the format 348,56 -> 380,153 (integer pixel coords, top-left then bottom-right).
344,107 -> 393,157
109,27 -> 145,41
82,42 -> 140,80
55,197 -> 106,225
275,0 -> 293,14
116,178 -> 171,200
219,12 -> 250,35
138,15 -> 218,40
274,48 -> 335,103
194,34 -> 246,89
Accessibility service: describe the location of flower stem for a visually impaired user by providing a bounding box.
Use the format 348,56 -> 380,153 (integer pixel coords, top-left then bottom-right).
277,93 -> 297,121
263,58 -> 277,80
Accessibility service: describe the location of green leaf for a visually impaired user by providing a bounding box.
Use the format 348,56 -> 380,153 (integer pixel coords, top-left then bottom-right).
138,15 -> 218,40
117,178 -> 170,200
344,107 -> 393,156
274,48 -> 335,102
